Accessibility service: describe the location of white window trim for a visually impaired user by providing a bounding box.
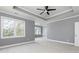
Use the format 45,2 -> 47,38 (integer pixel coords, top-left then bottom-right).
1,16 -> 26,39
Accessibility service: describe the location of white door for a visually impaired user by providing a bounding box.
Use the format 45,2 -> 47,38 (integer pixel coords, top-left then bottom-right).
75,22 -> 79,46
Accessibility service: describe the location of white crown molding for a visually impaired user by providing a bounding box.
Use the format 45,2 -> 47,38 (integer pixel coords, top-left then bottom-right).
47,14 -> 79,23
13,6 -> 74,21
0,6 -> 77,23
46,9 -> 73,19
13,6 -> 46,20
0,9 -> 28,20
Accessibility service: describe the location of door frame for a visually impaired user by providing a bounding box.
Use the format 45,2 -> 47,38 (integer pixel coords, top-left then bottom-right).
74,22 -> 79,46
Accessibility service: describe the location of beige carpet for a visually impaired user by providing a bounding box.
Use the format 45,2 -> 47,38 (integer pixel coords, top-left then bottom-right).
0,37 -> 79,53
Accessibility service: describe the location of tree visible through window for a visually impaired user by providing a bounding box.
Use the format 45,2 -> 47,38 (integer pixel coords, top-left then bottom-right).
1,16 -> 25,39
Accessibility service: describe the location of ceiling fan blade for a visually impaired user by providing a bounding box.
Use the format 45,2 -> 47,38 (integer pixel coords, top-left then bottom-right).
47,12 -> 50,15
48,9 -> 56,11
37,8 -> 44,11
40,11 -> 45,15
45,6 -> 48,10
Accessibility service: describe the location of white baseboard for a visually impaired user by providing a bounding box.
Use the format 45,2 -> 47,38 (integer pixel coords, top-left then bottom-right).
47,39 -> 74,45
0,41 -> 35,49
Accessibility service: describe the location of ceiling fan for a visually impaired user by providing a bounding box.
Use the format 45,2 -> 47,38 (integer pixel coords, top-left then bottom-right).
37,6 -> 56,15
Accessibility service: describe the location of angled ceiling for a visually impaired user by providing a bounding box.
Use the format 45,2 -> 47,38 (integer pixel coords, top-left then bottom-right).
0,6 -> 79,24
14,6 -> 79,22
22,6 -> 72,19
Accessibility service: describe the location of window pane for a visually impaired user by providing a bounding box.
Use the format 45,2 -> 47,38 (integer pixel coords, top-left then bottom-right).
1,16 -> 25,39
35,27 -> 39,35
38,27 -> 41,35
1,17 -> 15,37
15,20 -> 25,36
35,26 -> 42,36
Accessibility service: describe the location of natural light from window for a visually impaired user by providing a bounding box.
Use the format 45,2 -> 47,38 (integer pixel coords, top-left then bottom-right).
1,16 -> 25,39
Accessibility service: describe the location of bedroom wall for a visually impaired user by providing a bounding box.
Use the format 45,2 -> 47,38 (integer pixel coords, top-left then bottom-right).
47,16 -> 79,43
0,10 -> 35,46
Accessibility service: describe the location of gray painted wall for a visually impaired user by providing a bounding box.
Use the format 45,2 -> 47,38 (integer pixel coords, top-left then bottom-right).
47,16 -> 79,43
0,11 -> 35,46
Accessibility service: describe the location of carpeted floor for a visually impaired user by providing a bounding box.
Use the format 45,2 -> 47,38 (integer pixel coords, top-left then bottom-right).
0,37 -> 79,53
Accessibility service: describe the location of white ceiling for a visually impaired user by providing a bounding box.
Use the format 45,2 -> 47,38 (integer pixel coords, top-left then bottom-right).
0,6 -> 79,24
0,6 -> 47,26
21,6 -> 72,19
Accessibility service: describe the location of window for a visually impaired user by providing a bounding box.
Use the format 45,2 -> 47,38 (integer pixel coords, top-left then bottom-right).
1,16 -> 25,39
35,26 -> 42,37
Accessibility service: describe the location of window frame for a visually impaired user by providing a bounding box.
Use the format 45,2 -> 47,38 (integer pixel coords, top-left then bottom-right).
35,25 -> 43,37
1,16 -> 26,39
